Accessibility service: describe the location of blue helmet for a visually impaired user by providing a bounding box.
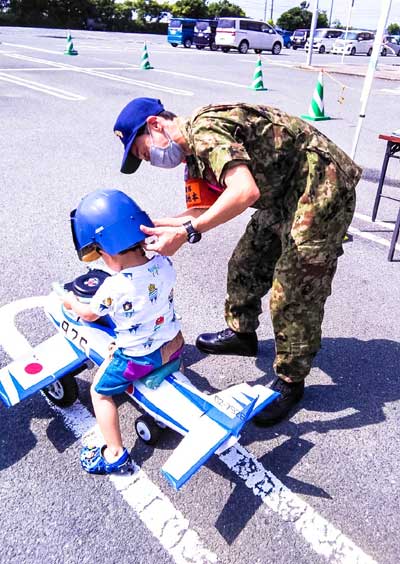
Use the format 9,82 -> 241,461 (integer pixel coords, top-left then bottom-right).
70,189 -> 154,262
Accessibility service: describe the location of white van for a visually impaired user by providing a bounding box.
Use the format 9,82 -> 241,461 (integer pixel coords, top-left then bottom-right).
305,28 -> 343,53
216,17 -> 283,54
331,30 -> 375,56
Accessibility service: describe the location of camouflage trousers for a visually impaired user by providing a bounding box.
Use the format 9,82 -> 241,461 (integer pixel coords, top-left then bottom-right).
225,160 -> 357,382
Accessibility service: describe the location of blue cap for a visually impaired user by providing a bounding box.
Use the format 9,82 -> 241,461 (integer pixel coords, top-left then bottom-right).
114,97 -> 164,174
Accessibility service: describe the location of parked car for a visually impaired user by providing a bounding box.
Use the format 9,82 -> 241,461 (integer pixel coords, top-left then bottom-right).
331,30 -> 375,56
193,19 -> 218,51
275,27 -> 292,48
304,28 -> 343,53
290,28 -> 310,49
167,17 -> 197,48
381,35 -> 400,56
215,17 -> 283,54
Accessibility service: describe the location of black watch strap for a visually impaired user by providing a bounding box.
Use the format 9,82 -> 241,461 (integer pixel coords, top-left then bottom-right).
183,221 -> 202,244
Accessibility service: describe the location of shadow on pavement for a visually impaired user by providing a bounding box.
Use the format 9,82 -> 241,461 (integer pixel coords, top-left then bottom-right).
210,336 -> 400,543
362,167 -> 399,188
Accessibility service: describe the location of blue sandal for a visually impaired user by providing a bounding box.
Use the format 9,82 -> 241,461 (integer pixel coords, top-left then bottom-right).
80,445 -> 134,475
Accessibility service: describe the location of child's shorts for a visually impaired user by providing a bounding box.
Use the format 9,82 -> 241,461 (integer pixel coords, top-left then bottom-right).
95,346 -> 182,396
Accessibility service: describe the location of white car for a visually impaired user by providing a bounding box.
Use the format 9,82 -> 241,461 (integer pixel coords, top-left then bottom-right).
331,30 -> 375,56
215,17 -> 283,55
305,28 -> 343,54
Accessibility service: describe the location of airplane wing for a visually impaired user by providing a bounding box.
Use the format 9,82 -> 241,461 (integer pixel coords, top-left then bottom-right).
161,382 -> 279,490
161,413 -> 235,490
0,333 -> 88,407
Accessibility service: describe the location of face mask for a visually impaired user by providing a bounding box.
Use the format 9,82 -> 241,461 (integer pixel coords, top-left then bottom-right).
149,129 -> 185,169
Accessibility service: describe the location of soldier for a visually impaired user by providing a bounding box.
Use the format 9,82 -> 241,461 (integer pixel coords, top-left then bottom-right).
113,97 -> 362,426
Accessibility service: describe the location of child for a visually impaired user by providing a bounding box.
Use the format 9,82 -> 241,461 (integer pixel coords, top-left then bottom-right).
63,189 -> 183,475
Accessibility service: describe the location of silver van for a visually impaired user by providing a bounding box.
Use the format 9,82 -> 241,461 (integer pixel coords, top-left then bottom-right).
216,17 -> 283,54
305,28 -> 343,53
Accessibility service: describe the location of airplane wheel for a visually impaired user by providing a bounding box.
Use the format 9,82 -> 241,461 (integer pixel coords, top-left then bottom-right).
43,374 -> 79,407
135,416 -> 161,445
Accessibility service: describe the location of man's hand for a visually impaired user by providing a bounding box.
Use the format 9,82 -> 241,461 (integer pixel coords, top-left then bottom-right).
141,224 -> 188,256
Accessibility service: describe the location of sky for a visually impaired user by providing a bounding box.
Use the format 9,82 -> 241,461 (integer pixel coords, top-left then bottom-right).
237,0 -> 400,31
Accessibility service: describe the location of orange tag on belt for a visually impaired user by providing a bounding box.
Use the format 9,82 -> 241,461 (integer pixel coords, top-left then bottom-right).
185,177 -> 222,209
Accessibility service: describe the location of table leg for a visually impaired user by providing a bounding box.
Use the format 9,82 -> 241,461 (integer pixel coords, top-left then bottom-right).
372,141 -> 392,222
388,207 -> 400,261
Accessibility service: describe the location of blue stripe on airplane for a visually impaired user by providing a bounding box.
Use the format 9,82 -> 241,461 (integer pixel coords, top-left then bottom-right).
132,386 -> 188,433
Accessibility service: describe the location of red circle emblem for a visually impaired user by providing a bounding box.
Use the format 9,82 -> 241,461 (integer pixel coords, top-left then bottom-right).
25,362 -> 43,374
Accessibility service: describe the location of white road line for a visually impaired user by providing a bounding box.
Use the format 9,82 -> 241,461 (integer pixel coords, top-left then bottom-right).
354,211 -> 395,228
239,57 -> 296,69
379,87 -> 400,95
348,225 -> 399,251
3,53 -> 194,96
220,445 -> 376,563
2,42 -> 68,55
153,68 -> 249,89
0,297 -> 376,563
352,212 -> 400,253
0,67 -> 146,72
3,52 -> 258,91
51,401 -> 218,564
91,57 -> 253,88
0,71 -> 86,100
0,296 -> 217,564
1,43 -> 170,56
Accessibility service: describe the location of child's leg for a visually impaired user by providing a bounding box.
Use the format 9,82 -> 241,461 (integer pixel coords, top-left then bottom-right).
91,361 -> 124,463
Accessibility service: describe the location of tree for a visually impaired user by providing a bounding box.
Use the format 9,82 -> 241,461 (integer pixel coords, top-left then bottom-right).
131,0 -> 169,22
171,0 -> 208,19
387,22 -> 400,35
331,18 -> 343,29
207,0 -> 245,18
277,4 -> 328,31
47,0 -> 92,27
9,0 -> 49,24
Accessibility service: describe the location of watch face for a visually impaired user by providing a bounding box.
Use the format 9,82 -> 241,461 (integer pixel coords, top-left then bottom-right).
188,231 -> 202,243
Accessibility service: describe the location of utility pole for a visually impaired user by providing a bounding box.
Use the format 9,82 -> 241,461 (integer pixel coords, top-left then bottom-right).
351,0 -> 393,159
263,0 -> 268,22
306,0 -> 319,66
341,0 -> 355,64
329,0 -> 334,26
270,0 -> 274,22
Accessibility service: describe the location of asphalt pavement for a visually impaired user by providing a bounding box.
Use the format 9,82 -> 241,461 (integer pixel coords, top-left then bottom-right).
0,27 -> 399,564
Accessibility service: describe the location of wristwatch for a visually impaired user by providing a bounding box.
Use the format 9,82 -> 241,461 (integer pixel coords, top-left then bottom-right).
183,221 -> 202,244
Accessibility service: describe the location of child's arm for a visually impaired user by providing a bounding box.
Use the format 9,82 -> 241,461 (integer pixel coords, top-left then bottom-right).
62,292 -> 99,322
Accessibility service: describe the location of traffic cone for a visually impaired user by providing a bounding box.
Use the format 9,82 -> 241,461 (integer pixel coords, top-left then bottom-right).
64,32 -> 78,56
248,56 -> 267,91
301,71 -> 330,121
140,43 -> 153,70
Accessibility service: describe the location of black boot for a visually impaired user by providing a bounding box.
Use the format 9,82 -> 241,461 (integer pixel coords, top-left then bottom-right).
196,328 -> 258,357
253,377 -> 304,427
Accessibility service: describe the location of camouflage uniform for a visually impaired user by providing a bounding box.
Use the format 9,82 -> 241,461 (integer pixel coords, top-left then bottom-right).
178,104 -> 362,382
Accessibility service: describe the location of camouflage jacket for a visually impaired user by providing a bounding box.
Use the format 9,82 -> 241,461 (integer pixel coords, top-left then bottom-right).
178,103 -> 362,226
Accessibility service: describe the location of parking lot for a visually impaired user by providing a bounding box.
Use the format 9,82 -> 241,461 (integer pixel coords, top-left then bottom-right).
0,26 -> 399,564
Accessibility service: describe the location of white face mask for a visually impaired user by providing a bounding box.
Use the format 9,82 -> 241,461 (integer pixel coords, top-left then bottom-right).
149,129 -> 185,169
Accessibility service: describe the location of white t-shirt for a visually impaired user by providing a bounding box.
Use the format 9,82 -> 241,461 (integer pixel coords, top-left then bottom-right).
90,255 -> 181,356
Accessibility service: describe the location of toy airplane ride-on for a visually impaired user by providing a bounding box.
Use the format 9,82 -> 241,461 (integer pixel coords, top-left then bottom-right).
0,270 -> 279,490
